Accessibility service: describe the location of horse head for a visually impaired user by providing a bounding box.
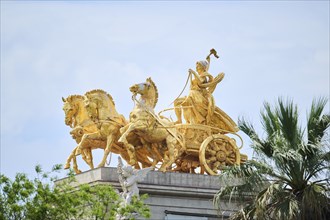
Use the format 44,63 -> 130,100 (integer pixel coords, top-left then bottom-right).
84,89 -> 117,121
129,77 -> 158,109
62,95 -> 85,128
69,126 -> 84,143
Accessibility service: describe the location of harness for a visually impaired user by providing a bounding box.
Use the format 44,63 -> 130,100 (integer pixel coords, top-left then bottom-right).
132,95 -> 184,146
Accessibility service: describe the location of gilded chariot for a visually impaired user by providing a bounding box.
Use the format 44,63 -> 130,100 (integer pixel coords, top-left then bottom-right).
62,49 -> 247,175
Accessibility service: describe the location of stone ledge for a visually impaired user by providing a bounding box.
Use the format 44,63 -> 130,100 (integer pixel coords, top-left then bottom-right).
63,167 -> 221,188
56,167 -> 240,219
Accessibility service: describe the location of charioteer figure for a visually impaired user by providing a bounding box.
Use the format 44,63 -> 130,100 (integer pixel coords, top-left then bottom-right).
174,49 -> 239,133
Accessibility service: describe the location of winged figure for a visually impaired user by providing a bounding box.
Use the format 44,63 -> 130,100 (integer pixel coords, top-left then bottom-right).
117,157 -> 153,205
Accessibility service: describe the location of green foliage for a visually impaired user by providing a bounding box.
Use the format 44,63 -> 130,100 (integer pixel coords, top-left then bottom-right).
0,165 -> 150,220
214,97 -> 330,220
117,194 -> 151,219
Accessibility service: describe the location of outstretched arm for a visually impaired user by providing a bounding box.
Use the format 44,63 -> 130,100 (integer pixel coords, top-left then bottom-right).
125,167 -> 153,187
206,48 -> 219,65
200,72 -> 225,94
206,53 -> 211,64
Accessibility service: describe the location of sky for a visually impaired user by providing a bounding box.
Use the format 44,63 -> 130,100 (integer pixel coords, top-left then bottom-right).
1,1 -> 329,180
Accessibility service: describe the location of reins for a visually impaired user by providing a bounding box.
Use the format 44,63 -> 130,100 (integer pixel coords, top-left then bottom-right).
168,71 -> 192,107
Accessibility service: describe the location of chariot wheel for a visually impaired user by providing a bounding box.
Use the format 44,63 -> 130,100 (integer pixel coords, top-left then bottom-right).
199,134 -> 241,175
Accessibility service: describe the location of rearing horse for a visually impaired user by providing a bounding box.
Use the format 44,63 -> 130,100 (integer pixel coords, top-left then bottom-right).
118,78 -> 182,171
62,95 -> 99,173
80,89 -> 128,168
63,92 -> 154,174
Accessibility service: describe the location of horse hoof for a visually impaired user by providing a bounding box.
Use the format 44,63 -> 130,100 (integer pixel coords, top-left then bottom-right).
174,120 -> 182,125
129,159 -> 136,165
97,164 -> 105,168
75,148 -> 82,155
64,163 -> 70,169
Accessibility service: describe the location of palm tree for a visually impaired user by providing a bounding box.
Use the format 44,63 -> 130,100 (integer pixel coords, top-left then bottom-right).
214,98 -> 330,220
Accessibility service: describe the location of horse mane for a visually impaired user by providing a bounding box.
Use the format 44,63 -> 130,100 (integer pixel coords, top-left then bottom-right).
147,77 -> 158,108
85,89 -> 115,106
66,94 -> 84,103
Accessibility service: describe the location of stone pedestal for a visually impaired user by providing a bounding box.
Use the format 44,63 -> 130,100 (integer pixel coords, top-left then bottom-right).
62,167 -> 239,220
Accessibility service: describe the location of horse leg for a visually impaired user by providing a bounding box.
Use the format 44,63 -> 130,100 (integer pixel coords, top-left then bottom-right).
77,132 -> 101,169
64,146 -> 82,174
163,135 -> 177,171
87,148 -> 94,169
72,147 -> 82,174
79,148 -> 89,169
84,148 -> 94,169
174,97 -> 185,124
97,134 -> 115,168
150,143 -> 162,167
159,153 -> 169,172
72,155 -> 81,174
126,142 -> 137,165
118,124 -> 133,144
77,132 -> 99,151
118,124 -> 138,165
64,146 -> 78,169
75,136 -> 92,170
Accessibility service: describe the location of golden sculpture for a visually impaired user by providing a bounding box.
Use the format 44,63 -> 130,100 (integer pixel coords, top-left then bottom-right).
174,49 -> 239,132
118,78 -> 183,172
62,49 -> 247,175
62,95 -> 99,173
62,92 -> 153,173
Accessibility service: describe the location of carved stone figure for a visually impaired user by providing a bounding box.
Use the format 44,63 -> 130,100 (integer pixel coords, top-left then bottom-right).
117,157 -> 152,206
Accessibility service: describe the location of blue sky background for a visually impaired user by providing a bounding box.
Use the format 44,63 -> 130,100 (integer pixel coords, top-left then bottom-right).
1,1 -> 329,179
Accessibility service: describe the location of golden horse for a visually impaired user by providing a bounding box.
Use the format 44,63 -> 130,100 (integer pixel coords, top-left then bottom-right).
62,95 -> 100,173
118,78 -> 183,172
62,93 -> 133,174
79,89 -> 155,169
75,89 -> 129,169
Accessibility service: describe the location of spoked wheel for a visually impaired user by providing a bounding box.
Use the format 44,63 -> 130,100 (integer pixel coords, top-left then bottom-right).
199,134 -> 241,175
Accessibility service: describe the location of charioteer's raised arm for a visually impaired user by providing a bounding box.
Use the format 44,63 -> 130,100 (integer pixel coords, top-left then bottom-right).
206,48 -> 219,64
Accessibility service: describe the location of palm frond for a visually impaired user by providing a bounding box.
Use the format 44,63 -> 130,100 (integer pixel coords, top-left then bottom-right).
307,97 -> 329,145
301,144 -> 330,182
238,117 -> 259,140
261,101 -> 280,139
228,203 -> 257,220
271,147 -> 306,188
270,190 -> 299,220
239,117 -> 274,158
214,160 -> 273,211
276,98 -> 303,150
301,183 -> 330,220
